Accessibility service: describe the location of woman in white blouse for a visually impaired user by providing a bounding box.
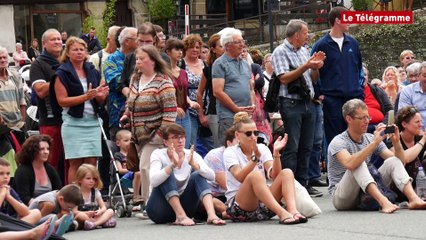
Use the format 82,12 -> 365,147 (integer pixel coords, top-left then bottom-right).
146,124 -> 226,226
224,112 -> 306,224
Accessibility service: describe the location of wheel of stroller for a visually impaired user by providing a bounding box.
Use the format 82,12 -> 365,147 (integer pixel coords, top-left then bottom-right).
116,205 -> 125,218
126,205 -> 133,217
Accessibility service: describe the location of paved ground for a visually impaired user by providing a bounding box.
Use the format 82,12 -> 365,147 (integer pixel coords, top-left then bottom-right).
65,186 -> 426,240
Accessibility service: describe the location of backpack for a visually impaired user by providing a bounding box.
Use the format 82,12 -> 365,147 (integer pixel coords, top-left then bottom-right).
265,73 -> 280,113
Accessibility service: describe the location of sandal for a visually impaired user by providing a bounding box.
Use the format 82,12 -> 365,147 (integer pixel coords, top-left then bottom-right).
55,212 -> 74,236
207,218 -> 226,226
279,217 -> 300,225
293,212 -> 308,223
42,215 -> 57,240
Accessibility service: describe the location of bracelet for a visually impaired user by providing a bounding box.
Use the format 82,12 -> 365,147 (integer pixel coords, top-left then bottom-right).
418,142 -> 424,148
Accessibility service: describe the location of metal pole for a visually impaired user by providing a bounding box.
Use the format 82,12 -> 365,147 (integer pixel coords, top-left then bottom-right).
268,0 -> 274,52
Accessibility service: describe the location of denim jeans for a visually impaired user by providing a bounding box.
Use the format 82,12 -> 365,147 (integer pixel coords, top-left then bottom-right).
175,110 -> 192,149
146,172 -> 212,224
308,103 -> 324,182
189,114 -> 199,146
278,97 -> 315,186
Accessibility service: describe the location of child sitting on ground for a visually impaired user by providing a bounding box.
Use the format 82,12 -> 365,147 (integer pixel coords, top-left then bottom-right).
0,158 -> 41,225
75,164 -> 116,230
29,184 -> 82,236
114,129 -> 142,206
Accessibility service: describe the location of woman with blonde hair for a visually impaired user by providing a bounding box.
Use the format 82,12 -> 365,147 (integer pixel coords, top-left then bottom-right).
381,66 -> 401,106
54,36 -> 109,184
120,45 -> 177,212
224,112 -> 306,224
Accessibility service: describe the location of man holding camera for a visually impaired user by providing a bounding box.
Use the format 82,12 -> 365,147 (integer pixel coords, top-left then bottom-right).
271,19 -> 325,197
328,99 -> 426,212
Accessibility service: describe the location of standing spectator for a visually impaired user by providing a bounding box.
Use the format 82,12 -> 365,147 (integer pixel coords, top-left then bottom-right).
311,6 -> 364,145
81,27 -> 102,55
120,45 -> 177,216
14,135 -> 62,205
118,22 -> 157,98
30,28 -> 65,181
0,46 -> 26,175
212,27 -> 255,144
104,27 -> 138,140
262,53 -> 274,98
153,24 -> 167,51
271,19 -> 325,197
197,34 -> 224,148
61,31 -> 68,46
398,62 -> 426,125
399,50 -> 415,70
12,43 -> 30,68
53,37 -> 109,184
28,38 -> 40,62
199,44 -> 209,62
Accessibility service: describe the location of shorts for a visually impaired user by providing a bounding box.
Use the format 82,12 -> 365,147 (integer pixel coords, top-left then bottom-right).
226,198 -> 276,222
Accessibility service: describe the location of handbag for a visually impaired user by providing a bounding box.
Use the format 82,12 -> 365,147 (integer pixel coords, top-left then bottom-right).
126,139 -> 139,172
287,66 -> 311,101
357,164 -> 397,211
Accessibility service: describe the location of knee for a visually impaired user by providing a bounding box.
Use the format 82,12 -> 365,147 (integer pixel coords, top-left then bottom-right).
246,170 -> 266,182
279,168 -> 294,179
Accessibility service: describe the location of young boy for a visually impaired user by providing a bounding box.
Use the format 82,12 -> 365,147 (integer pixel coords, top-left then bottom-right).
114,129 -> 142,206
0,158 -> 41,225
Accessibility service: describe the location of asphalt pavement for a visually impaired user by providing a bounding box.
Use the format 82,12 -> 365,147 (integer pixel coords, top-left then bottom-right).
65,185 -> 426,240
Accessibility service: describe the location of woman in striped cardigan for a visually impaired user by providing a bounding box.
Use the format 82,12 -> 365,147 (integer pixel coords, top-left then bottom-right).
121,45 -> 177,208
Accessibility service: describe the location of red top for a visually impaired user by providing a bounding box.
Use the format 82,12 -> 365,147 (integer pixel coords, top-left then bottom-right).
172,69 -> 190,112
364,84 -> 384,124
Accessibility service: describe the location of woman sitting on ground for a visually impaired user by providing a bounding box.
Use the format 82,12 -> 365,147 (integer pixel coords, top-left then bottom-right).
145,124 -> 226,226
14,135 -> 62,205
224,112 -> 306,224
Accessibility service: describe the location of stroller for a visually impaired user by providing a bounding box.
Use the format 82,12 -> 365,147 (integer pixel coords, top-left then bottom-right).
98,118 -> 133,218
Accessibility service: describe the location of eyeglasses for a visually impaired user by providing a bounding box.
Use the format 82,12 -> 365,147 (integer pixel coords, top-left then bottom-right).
169,135 -> 185,140
239,130 -> 260,137
231,40 -> 246,45
405,56 -> 415,60
352,115 -> 372,121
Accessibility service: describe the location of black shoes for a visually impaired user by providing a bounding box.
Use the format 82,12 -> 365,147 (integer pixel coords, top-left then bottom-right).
306,185 -> 323,197
309,179 -> 328,187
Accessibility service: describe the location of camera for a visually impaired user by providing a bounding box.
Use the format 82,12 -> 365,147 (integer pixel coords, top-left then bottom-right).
384,125 -> 395,134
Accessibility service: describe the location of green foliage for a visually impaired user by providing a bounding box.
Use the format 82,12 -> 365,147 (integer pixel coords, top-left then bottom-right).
352,0 -> 374,10
353,14 -> 426,78
148,0 -> 176,21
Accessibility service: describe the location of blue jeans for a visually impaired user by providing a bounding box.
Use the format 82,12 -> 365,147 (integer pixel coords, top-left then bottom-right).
308,103 -> 323,182
175,110 -> 192,148
189,114 -> 199,146
146,172 -> 212,224
278,97 -> 315,186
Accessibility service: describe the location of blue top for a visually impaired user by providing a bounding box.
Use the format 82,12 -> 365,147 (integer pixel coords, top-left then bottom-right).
0,187 -> 23,217
311,33 -> 364,98
272,39 -> 315,99
81,34 -> 102,54
398,81 -> 426,126
212,54 -> 252,120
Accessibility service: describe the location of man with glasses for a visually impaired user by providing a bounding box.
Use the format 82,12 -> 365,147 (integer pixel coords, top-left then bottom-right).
399,50 -> 416,70
103,27 -> 138,140
328,98 -> 426,212
271,19 -> 325,197
398,62 -> 426,126
212,27 -> 255,143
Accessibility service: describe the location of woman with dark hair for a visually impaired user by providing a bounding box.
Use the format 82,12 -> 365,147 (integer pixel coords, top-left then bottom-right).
54,36 -> 109,184
197,33 -> 224,148
14,135 -> 62,205
146,123 -> 225,226
120,45 -> 177,210
28,38 -> 40,62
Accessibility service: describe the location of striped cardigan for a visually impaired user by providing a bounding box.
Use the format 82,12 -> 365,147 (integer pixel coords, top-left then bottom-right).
126,73 -> 177,142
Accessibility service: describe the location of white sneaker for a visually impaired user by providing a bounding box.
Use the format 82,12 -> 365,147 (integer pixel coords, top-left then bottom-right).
135,210 -> 149,220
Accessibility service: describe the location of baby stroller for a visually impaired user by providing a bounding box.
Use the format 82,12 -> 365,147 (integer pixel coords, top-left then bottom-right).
98,118 -> 133,218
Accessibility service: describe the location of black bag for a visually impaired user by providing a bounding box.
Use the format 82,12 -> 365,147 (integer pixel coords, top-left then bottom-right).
265,73 -> 280,113
358,164 -> 397,211
287,67 -> 311,101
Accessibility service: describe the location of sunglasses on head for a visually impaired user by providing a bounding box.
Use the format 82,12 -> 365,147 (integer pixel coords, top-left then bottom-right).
240,130 -> 260,137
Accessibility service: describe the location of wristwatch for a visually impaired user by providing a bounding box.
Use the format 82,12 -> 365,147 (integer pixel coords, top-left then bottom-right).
251,155 -> 259,163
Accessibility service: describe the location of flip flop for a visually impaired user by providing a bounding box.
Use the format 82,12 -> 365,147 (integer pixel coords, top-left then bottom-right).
293,213 -> 308,223
42,215 -> 57,240
279,217 -> 300,225
207,218 -> 226,226
55,212 -> 74,236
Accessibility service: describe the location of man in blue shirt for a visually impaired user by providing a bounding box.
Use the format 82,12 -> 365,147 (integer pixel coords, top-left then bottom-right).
311,7 -> 364,145
81,27 -> 102,55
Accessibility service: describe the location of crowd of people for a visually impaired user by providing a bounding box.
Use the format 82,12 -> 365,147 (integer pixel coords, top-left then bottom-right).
0,5 -> 426,239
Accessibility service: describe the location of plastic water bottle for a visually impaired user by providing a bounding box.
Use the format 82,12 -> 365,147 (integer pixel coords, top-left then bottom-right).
416,167 -> 426,200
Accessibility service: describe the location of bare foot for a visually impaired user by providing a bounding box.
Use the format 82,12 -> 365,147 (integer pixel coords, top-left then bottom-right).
408,199 -> 426,210
380,202 -> 399,214
174,217 -> 195,226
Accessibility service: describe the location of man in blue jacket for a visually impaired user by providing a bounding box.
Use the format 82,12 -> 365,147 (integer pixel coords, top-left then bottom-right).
81,27 -> 102,54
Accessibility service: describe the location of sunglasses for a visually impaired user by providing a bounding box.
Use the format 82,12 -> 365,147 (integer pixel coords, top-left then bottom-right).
239,130 -> 260,137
